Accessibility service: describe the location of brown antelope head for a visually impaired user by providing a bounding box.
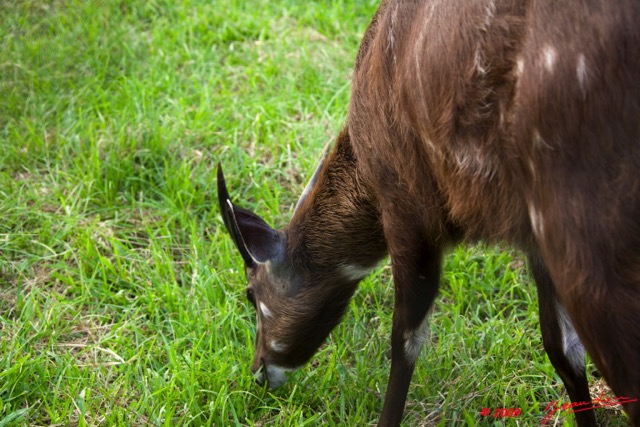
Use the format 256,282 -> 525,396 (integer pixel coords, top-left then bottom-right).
217,131 -> 387,389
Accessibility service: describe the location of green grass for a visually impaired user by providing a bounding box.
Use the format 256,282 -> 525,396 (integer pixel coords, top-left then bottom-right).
0,1 -> 629,426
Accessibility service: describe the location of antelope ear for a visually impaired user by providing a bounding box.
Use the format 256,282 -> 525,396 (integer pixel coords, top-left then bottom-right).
217,164 -> 283,266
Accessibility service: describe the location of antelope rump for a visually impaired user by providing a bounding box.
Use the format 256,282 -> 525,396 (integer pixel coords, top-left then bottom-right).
217,0 -> 640,426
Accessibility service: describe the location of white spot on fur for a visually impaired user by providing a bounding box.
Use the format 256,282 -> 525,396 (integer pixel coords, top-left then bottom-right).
388,3 -> 399,63
516,57 -> 525,77
404,316 -> 430,365
475,1 -> 495,76
454,145 -> 495,178
255,309 -> 262,330
528,158 -> 537,180
528,202 -> 545,240
259,301 -> 273,319
340,263 -> 373,281
270,340 -> 286,353
576,53 -> 589,97
425,138 -> 443,160
485,0 -> 496,21
264,259 -> 273,275
498,107 -> 505,128
543,45 -> 557,72
475,47 -> 487,76
532,128 -> 552,149
556,303 -> 586,373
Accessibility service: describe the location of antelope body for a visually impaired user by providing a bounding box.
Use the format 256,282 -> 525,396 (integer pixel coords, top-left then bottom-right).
218,0 -> 640,425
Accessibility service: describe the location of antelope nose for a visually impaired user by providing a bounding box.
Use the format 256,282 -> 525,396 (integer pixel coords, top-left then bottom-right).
252,359 -> 293,389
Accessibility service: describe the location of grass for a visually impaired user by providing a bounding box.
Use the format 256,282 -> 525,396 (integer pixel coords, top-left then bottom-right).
0,0 -> 629,426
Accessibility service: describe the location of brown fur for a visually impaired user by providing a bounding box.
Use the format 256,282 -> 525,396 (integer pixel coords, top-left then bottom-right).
219,1 -> 640,425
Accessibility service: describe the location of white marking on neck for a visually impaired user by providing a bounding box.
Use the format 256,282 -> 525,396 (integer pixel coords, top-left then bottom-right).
543,45 -> 557,72
340,263 -> 374,281
556,302 -> 585,373
404,316 -> 430,365
259,301 -> 273,319
270,340 -> 287,353
576,53 -> 589,96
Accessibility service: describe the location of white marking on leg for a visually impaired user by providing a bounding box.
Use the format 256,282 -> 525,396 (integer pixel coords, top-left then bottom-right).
543,45 -> 557,72
340,263 -> 374,281
556,303 -> 586,373
265,364 -> 297,389
259,301 -> 273,319
269,340 -> 287,353
528,201 -> 545,241
576,53 -> 589,97
404,316 -> 430,365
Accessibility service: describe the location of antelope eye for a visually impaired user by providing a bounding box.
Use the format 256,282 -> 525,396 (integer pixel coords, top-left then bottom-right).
246,287 -> 256,308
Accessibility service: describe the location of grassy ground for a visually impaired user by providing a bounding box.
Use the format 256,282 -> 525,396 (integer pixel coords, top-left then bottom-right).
0,1 -> 629,426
